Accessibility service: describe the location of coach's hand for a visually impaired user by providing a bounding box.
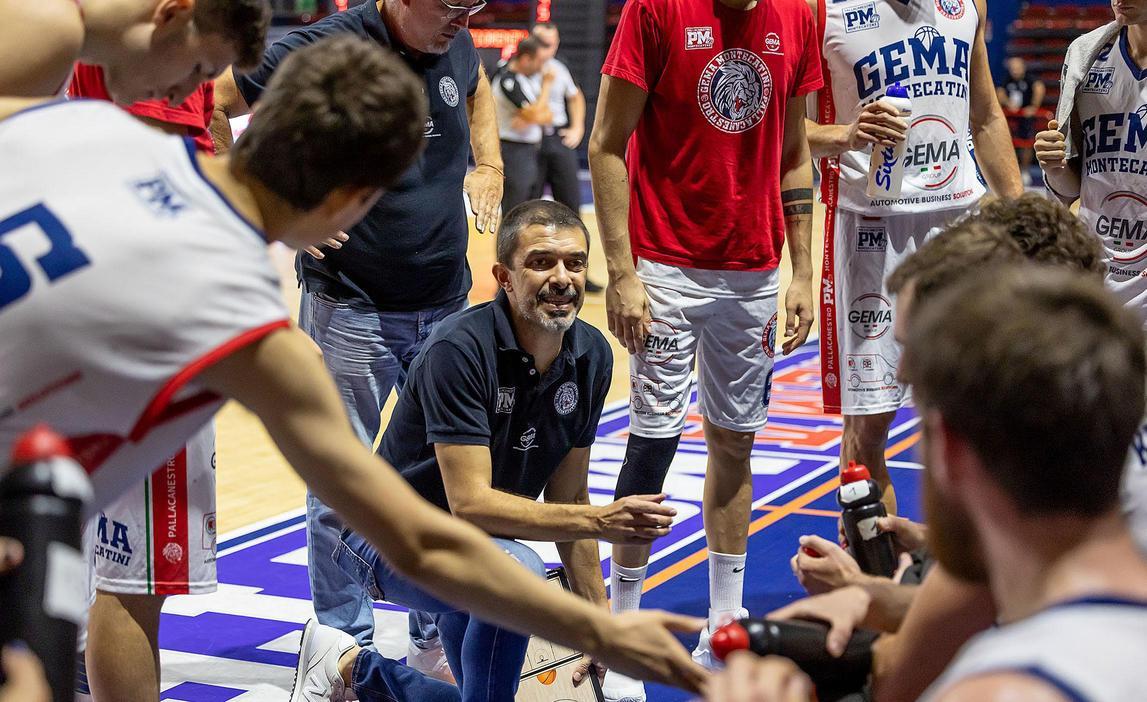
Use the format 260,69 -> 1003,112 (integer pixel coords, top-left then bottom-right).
790,535 -> 863,595
303,230 -> 349,260
782,279 -> 814,355
875,515 -> 928,554
596,494 -> 676,544
596,610 -> 709,693
768,586 -> 872,658
704,653 -> 813,702
607,273 -> 651,355
1034,119 -> 1068,172
465,163 -> 504,235
0,645 -> 50,702
846,100 -> 908,151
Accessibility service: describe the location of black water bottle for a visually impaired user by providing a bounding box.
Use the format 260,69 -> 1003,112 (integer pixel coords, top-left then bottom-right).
710,617 -> 878,699
838,461 -> 897,577
0,424 -> 93,702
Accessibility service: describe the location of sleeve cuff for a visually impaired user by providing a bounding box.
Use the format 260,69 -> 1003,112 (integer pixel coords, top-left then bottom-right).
426,432 -> 490,446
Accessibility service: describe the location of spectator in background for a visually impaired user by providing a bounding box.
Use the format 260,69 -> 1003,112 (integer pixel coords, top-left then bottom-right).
997,57 -> 1045,185
493,37 -> 554,213
531,22 -> 604,293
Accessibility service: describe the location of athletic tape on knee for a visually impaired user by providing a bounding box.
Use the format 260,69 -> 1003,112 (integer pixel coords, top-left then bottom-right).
614,435 -> 681,498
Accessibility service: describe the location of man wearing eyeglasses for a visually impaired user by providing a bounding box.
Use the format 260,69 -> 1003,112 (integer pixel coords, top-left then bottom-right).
210,0 -> 504,667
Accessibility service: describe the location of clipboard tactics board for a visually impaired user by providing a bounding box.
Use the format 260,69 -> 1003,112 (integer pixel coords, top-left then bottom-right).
516,568 -> 605,702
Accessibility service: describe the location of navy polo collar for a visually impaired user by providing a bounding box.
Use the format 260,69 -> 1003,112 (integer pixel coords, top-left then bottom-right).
492,291 -> 582,363
360,0 -> 391,47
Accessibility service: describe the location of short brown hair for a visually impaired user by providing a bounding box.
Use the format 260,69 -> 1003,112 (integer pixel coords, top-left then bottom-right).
497,200 -> 589,266
902,266 -> 1145,516
232,36 -> 427,211
888,195 -> 1105,308
194,0 -> 271,70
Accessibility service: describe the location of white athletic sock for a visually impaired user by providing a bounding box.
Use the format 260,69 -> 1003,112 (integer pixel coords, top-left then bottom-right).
610,562 -> 648,614
708,551 -> 747,630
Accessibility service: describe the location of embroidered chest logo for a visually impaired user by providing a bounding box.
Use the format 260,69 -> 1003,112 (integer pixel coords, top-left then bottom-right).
697,49 -> 773,134
686,26 -> 714,50
131,174 -> 186,218
763,32 -> 782,54
439,76 -> 460,107
554,381 -> 579,415
496,386 -> 516,414
515,426 -> 538,451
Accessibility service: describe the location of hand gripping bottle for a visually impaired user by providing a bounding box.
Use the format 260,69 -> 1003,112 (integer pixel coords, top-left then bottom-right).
0,424 -> 93,702
710,617 -> 878,699
838,461 -> 897,577
866,83 -> 913,199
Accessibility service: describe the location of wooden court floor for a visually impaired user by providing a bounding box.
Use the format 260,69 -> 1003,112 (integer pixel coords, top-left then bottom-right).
214,205 -> 828,533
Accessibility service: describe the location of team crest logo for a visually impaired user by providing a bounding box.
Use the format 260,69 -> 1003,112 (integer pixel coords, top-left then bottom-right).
764,32 -> 782,53
697,49 -> 772,134
762,313 -> 777,359
935,0 -> 964,20
554,381 -> 579,415
439,76 -> 459,107
163,542 -> 184,565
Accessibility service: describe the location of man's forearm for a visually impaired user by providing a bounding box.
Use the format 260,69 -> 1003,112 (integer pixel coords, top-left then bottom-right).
467,68 -> 503,171
588,142 -> 638,280
454,490 -> 603,542
780,134 -> 815,282
805,118 -> 851,160
558,539 -> 609,607
855,577 -> 917,633
971,109 -> 1024,198
209,107 -> 234,154
1044,160 -> 1082,203
569,91 -> 586,131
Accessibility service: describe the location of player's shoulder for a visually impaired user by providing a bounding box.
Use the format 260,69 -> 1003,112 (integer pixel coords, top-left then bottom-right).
0,0 -> 84,94
16,0 -> 84,49
932,672 -> 1072,702
1065,21 -> 1120,59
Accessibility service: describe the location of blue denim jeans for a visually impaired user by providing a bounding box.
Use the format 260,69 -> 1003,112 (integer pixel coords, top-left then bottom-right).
298,285 -> 464,645
334,531 -> 547,702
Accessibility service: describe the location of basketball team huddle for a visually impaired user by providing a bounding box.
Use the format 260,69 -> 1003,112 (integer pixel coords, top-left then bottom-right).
0,0 -> 1146,701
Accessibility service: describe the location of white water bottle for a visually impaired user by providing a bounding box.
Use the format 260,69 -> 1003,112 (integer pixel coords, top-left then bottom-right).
866,83 -> 912,199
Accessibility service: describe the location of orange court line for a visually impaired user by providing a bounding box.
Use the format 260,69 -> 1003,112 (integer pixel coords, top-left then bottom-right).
642,431 -> 921,593
755,505 -> 840,518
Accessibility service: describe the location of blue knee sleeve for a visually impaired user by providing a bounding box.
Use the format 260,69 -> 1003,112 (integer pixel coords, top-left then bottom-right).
614,435 -> 681,498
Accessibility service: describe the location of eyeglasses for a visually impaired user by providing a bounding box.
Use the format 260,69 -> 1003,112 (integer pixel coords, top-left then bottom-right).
439,0 -> 486,17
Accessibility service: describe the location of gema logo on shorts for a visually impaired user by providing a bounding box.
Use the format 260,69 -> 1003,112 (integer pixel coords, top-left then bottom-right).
697,49 -> 772,134
848,293 -> 893,340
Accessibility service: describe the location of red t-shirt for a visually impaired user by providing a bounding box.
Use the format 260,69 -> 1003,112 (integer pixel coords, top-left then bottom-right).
68,64 -> 216,154
603,0 -> 822,271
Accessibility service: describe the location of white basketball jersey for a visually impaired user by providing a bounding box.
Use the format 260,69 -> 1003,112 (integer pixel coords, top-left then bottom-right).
0,101 -> 290,515
1074,29 -> 1147,327
921,599 -> 1147,701
819,0 -> 985,215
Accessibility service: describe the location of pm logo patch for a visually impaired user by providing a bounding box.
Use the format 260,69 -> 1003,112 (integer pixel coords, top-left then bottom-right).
844,2 -> 880,32
1083,67 -> 1115,95
686,26 -> 714,50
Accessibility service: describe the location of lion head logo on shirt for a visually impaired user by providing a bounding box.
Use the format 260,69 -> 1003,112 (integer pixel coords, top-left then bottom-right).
697,49 -> 772,134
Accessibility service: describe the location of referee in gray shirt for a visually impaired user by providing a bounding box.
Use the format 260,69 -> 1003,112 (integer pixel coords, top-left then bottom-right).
493,37 -> 553,212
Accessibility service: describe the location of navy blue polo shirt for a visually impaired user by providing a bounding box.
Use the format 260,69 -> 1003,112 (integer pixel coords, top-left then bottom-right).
381,293 -> 613,512
233,1 -> 480,311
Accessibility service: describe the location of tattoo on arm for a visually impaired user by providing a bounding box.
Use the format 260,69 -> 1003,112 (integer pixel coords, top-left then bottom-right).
781,188 -> 814,217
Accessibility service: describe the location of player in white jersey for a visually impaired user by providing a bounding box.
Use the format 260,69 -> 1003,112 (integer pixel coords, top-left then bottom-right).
1035,0 -> 1147,555
904,268 -> 1147,702
0,0 -> 267,103
0,36 -> 708,696
808,0 -> 1022,512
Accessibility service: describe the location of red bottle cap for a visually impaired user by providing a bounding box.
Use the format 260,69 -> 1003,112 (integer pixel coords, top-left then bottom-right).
801,545 -> 822,558
841,460 -> 871,484
10,424 -> 73,464
710,622 -> 750,662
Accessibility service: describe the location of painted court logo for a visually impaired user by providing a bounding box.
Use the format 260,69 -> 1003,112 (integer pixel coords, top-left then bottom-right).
697,49 -> 772,134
